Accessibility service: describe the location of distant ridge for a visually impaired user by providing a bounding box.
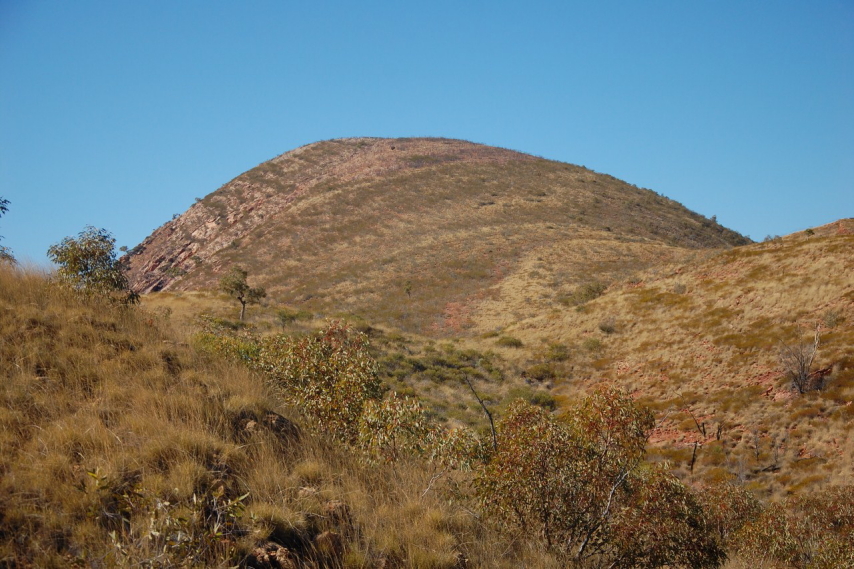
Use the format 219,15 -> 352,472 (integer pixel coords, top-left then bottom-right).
126,137 -> 749,332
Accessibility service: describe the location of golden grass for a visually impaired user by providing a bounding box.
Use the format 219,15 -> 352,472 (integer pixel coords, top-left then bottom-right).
126,137 -> 748,336
521,229 -> 854,498
4,255 -> 852,565
0,266 -> 542,567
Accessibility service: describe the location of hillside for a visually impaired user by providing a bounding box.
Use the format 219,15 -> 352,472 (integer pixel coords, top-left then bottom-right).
0,267 -> 517,567
5,251 -> 852,566
144,220 -> 854,499
125,137 -> 748,334
486,220 -> 854,496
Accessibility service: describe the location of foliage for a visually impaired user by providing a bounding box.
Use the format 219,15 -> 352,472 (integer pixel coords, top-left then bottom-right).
196,320 -> 494,467
219,265 -> 266,320
560,281 -> 608,307
733,485 -> 854,568
377,341 -> 502,386
597,316 -> 617,334
47,226 -> 137,303
255,322 -> 384,444
609,466 -> 725,568
197,321 -> 392,447
495,335 -> 523,348
358,392 -> 434,462
474,388 -> 724,567
0,196 -> 12,263
87,469 -> 248,566
696,481 -> 763,546
276,307 -> 298,330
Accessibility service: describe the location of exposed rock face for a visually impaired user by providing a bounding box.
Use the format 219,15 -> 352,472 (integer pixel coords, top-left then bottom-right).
126,138 -> 533,293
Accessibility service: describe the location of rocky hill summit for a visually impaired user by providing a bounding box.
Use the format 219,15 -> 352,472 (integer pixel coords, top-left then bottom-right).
125,137 -> 749,333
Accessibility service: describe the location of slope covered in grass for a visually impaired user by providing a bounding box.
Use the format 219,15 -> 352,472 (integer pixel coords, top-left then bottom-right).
498,220 -> 854,497
3,264 -> 853,567
0,267 -> 503,567
125,138 -> 748,334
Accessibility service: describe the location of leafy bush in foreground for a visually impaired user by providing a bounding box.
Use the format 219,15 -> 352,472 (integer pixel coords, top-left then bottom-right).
733,484 -> 854,568
47,226 -> 138,303
475,388 -> 724,568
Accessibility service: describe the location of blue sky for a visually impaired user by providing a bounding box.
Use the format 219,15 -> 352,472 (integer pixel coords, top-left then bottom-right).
2,1 -> 852,264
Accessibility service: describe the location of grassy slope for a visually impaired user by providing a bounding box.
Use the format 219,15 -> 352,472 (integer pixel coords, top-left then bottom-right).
0,266 -> 542,568
126,138 -> 748,335
497,220 -> 854,497
141,220 -> 854,501
4,221 -> 852,565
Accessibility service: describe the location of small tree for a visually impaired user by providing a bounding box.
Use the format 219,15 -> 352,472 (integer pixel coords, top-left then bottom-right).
276,308 -> 298,331
47,226 -> 136,303
219,266 -> 266,321
0,197 -> 13,263
780,325 -> 821,393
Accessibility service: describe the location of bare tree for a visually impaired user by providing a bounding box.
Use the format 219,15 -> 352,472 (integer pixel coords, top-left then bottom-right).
780,325 -> 821,394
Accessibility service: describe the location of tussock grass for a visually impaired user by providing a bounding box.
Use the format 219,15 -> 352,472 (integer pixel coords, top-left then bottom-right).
0,266 -> 529,567
127,137 -> 748,336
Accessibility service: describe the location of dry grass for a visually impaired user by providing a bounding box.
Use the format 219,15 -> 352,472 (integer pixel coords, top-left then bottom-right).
3,250 -> 851,565
0,265 -> 541,567
505,224 -> 854,498
125,137 -> 747,335
136,221 -> 854,501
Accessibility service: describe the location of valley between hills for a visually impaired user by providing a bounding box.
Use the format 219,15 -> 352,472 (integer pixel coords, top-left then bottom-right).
2,137 -> 851,567
131,137 -> 853,496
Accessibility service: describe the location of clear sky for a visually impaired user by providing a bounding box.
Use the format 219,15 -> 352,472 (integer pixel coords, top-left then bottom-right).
2,1 -> 852,264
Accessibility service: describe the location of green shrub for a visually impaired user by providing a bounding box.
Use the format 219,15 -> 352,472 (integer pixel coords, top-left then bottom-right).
559,281 -> 608,306
474,387 -> 723,566
544,342 -> 570,362
47,226 -> 138,304
255,322 -> 384,444
525,363 -> 555,382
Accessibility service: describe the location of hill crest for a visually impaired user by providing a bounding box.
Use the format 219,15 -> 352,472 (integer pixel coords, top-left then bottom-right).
125,137 -> 749,333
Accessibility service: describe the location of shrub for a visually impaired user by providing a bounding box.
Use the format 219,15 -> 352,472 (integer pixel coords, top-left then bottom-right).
255,322 -> 384,444
524,363 -> 555,382
47,226 -> 137,303
358,393 -> 434,462
598,316 -> 617,334
544,342 -> 570,362
577,281 -> 607,302
219,266 -> 266,321
734,485 -> 854,568
495,336 -> 523,348
474,387 -> 722,566
780,326 -> 822,393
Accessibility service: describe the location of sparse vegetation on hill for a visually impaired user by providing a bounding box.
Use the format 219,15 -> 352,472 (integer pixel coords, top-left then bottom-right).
517,221 -> 854,498
0,196 -> 14,263
3,263 -> 852,567
124,137 -> 748,334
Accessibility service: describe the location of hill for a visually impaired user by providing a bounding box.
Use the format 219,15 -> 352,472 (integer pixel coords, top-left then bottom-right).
144,220 -> 854,498
4,253 -> 852,566
487,219 -> 854,496
125,137 -> 749,334
0,267 -> 514,567
123,136 -> 852,498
